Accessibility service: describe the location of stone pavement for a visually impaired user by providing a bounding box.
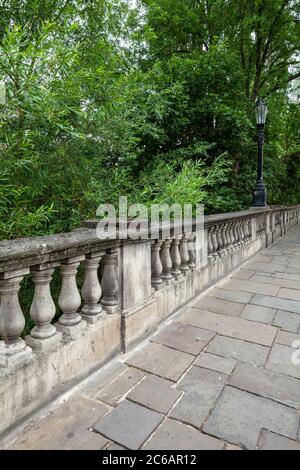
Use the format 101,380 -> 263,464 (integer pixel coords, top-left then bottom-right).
5,227 -> 300,450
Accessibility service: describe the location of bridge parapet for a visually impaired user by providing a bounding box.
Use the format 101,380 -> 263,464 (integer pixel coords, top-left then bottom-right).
0,205 -> 299,438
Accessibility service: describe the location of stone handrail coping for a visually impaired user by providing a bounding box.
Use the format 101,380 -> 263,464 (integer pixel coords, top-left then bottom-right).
0,205 -> 299,273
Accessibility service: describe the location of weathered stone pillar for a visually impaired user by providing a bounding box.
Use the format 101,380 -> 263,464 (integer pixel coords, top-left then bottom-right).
26,265 -> 62,350
0,269 -> 32,367
170,237 -> 182,279
81,252 -> 105,323
160,240 -> 173,281
57,256 -> 86,337
187,234 -> 196,269
151,240 -> 163,289
207,228 -> 214,263
101,248 -> 119,313
179,235 -> 190,273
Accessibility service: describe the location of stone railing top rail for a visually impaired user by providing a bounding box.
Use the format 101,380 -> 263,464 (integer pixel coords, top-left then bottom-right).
0,205 -> 299,273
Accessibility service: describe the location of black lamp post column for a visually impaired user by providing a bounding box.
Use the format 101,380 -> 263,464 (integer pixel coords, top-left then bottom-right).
253,123 -> 267,206
253,99 -> 268,207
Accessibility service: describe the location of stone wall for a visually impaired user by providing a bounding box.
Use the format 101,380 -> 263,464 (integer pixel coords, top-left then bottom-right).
0,205 -> 299,437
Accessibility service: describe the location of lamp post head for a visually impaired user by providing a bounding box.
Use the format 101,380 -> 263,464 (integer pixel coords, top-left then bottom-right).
0,81 -> 6,105
255,98 -> 268,125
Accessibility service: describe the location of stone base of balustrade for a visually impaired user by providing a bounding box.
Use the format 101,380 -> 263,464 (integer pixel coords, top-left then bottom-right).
121,297 -> 158,351
56,319 -> 87,339
25,331 -> 63,351
103,305 -> 119,314
0,313 -> 122,438
0,344 -> 32,369
81,311 -> 106,325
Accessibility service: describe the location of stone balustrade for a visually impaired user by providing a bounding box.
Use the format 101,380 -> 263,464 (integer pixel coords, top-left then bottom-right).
0,205 -> 299,437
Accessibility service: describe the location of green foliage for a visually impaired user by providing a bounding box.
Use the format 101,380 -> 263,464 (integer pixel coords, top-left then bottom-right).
0,0 -> 299,241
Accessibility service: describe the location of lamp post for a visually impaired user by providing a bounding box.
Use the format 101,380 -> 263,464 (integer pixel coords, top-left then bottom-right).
252,98 -> 268,207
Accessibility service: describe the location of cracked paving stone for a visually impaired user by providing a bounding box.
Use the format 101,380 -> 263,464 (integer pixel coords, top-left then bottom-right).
170,366 -> 226,428
203,386 -> 299,450
93,400 -> 163,450
152,322 -> 215,355
125,343 -> 194,381
96,367 -> 146,405
206,336 -> 269,367
143,419 -> 224,450
195,352 -> 236,375
258,430 -> 300,450
273,310 -> 300,333
181,309 -> 277,346
229,363 -> 300,408
192,297 -> 244,316
265,343 -> 300,380
127,374 -> 182,414
240,305 -> 276,324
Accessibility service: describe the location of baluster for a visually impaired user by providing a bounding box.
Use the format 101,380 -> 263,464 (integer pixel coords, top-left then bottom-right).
151,240 -> 163,289
211,227 -> 219,260
225,224 -> 231,252
187,234 -> 196,269
160,239 -> 173,281
243,220 -> 248,242
0,269 -> 32,367
81,252 -> 105,323
57,256 -> 86,337
180,235 -> 190,272
26,265 -> 62,350
221,224 -> 229,255
228,222 -> 234,253
216,226 -> 224,257
101,248 -> 119,313
233,222 -> 240,250
230,222 -> 237,251
170,237 -> 182,279
207,228 -> 214,262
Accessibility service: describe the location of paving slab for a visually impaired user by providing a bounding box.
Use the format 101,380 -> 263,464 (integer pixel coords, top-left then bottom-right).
232,270 -> 255,280
143,419 -> 224,450
242,262 -> 285,274
192,297 -> 244,316
229,363 -> 300,408
152,322 -> 215,355
212,289 -> 253,304
180,309 -> 277,346
127,374 -> 182,414
195,352 -> 236,375
273,310 -> 300,333
276,330 -> 300,347
251,275 -> 300,290
96,367 -> 146,405
286,266 -> 300,275
220,279 -> 280,297
265,343 -> 300,380
251,294 -> 300,314
275,272 -> 300,282
278,288 -> 300,301
240,305 -> 276,324
10,394 -> 109,450
203,386 -> 299,450
170,366 -> 226,428
126,343 -> 194,381
93,400 -> 163,450
258,430 -> 300,450
225,443 -> 243,450
206,336 -> 269,367
79,362 -> 127,399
